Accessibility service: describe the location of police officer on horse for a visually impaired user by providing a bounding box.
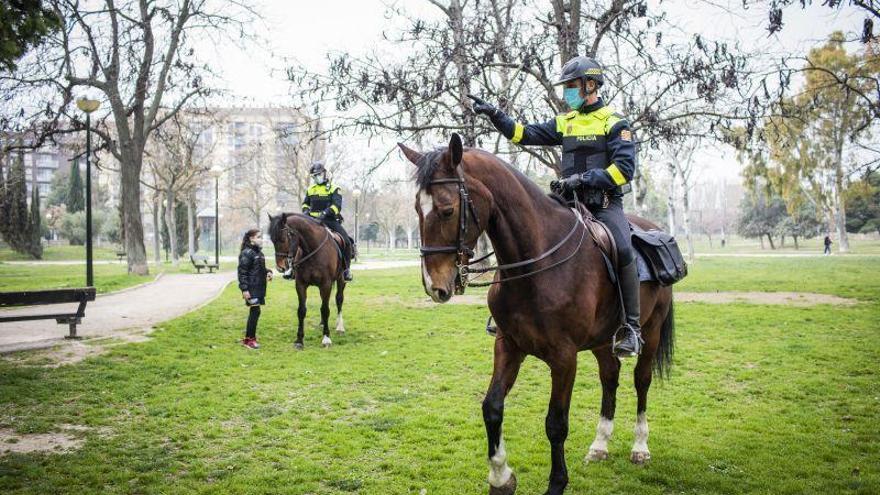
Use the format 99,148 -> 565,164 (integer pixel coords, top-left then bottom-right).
469,55 -> 642,358
302,161 -> 354,281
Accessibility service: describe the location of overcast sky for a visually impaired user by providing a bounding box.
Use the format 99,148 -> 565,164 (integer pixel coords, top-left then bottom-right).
201,0 -> 867,185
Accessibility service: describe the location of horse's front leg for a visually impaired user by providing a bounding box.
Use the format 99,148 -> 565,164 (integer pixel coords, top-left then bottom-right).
319,283 -> 332,347
295,282 -> 307,350
483,332 -> 524,495
586,347 -> 620,462
544,352 -> 577,495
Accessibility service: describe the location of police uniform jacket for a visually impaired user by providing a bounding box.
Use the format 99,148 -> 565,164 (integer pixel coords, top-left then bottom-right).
488,98 -> 637,195
302,182 -> 343,221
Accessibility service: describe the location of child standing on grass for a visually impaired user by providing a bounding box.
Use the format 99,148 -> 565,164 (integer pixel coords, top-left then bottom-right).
238,228 -> 272,349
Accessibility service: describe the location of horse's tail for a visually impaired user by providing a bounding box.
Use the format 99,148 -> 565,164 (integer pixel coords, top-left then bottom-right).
653,296 -> 675,380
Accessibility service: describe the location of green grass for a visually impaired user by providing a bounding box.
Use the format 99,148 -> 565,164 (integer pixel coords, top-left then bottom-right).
0,259 -> 878,494
0,245 -> 124,262
0,261 -> 235,294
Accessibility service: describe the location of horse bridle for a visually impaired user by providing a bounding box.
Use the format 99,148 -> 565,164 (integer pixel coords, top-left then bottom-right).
419,170 -> 482,294
280,224 -> 331,276
419,170 -> 587,294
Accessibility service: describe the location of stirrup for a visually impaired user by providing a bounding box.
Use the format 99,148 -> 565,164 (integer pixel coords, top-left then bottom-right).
612,325 -> 643,357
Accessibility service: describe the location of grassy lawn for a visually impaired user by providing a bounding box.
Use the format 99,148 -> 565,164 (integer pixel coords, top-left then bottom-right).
0,261 -> 235,294
0,258 -> 878,494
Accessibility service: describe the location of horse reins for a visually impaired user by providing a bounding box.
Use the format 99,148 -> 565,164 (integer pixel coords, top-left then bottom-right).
419,170 -> 587,294
282,224 -> 331,271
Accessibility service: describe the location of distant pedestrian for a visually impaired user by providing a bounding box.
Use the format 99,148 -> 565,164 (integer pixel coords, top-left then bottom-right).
238,228 -> 272,349
823,235 -> 832,255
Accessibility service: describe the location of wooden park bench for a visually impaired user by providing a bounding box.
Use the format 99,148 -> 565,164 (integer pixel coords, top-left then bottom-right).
190,254 -> 220,273
0,287 -> 97,339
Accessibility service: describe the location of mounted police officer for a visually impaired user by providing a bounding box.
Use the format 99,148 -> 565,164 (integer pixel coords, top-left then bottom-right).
469,55 -> 642,358
302,161 -> 354,281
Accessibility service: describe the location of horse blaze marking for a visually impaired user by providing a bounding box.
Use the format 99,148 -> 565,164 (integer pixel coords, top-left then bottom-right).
419,190 -> 433,215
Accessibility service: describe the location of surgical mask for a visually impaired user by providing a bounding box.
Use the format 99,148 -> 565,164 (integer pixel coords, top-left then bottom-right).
564,87 -> 584,111
313,173 -> 326,184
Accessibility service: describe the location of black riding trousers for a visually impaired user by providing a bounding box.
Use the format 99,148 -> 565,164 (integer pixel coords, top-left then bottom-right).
588,195 -> 634,265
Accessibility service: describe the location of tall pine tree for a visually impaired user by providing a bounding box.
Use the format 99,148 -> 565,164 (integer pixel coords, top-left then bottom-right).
0,151 -> 41,257
67,159 -> 84,213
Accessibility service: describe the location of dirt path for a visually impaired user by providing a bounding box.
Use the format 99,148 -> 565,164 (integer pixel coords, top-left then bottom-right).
0,271 -> 235,356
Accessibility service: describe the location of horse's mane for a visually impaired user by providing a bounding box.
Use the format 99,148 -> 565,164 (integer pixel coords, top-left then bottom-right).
412,148 -> 448,190
413,147 -> 558,210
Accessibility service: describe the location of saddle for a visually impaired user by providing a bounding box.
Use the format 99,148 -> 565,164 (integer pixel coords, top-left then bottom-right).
549,194 -> 686,286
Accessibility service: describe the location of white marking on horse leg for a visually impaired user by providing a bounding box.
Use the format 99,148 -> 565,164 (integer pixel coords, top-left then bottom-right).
335,312 -> 345,333
322,335 -> 332,347
630,412 -> 651,463
419,190 -> 433,215
587,416 -> 614,462
487,434 -> 513,488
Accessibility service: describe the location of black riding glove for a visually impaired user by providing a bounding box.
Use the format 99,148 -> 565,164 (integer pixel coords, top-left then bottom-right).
303,207 -> 311,215
467,94 -> 499,118
560,174 -> 584,191
321,208 -> 334,220
580,169 -> 617,190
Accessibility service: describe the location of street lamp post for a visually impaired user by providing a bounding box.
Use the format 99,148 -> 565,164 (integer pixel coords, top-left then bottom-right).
76,97 -> 100,287
210,165 -> 223,266
352,188 -> 361,249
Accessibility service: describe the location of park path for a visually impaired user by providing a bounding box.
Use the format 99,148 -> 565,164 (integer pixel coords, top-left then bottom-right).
0,260 -> 420,355
0,271 -> 235,354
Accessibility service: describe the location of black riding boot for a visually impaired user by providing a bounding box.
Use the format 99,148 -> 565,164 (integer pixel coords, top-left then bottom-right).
613,258 -> 643,358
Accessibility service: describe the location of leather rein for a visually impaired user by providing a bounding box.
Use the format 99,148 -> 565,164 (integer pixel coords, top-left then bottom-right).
419,171 -> 587,294
281,222 -> 331,273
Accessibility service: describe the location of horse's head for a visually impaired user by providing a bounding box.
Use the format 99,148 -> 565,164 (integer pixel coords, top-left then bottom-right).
399,133 -> 492,303
268,212 -> 297,278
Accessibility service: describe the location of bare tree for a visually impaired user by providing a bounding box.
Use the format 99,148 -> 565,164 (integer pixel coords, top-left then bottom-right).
144,110 -> 215,265
0,0 -> 255,274
291,0 -> 759,177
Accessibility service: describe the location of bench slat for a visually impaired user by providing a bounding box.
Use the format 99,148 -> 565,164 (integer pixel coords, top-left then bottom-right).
0,288 -> 97,307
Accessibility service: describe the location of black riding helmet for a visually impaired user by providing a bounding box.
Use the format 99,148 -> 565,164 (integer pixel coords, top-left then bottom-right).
310,161 -> 327,184
309,161 -> 326,175
553,56 -> 604,88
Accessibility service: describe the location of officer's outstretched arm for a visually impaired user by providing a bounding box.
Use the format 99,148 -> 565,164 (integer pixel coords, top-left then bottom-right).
490,112 -> 562,147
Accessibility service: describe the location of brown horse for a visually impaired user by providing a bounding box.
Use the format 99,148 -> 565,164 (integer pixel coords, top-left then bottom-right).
268,213 -> 347,349
399,134 -> 674,495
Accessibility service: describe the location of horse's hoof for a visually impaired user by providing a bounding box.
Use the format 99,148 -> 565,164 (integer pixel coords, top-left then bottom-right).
586,449 -> 609,462
294,342 -> 304,351
488,471 -> 516,495
321,336 -> 332,348
630,450 -> 651,465
336,328 -> 346,335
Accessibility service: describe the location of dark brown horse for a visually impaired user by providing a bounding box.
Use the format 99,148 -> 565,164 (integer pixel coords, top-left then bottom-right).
399,134 -> 674,495
268,213 -> 347,349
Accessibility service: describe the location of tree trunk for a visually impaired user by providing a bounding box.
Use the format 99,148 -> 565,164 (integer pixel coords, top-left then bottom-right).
406,227 -> 413,249
164,187 -> 179,266
152,196 -> 161,264
759,235 -> 765,249
835,175 -> 850,253
793,235 -> 799,250
666,163 -> 676,235
678,166 -> 695,262
121,147 -> 148,275
187,198 -> 195,257
766,233 -> 775,250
